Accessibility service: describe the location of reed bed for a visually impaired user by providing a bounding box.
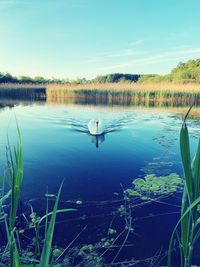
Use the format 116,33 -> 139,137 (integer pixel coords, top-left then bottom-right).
46,82 -> 200,104
46,81 -> 200,92
0,84 -> 46,100
47,94 -> 200,107
1,82 -> 200,103
0,83 -> 45,89
0,128 -> 74,267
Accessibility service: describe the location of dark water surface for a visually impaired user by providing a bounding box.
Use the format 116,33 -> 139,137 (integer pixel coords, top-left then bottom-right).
0,100 -> 200,266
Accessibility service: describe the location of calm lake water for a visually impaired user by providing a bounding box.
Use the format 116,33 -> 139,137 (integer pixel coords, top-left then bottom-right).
0,100 -> 200,266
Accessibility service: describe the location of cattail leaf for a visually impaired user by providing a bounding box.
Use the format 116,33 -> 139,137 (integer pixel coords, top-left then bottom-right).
168,195 -> 200,267
192,138 -> 200,198
180,123 -> 194,202
181,187 -> 189,257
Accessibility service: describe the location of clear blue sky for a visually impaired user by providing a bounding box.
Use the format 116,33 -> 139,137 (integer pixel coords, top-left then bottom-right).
0,0 -> 200,79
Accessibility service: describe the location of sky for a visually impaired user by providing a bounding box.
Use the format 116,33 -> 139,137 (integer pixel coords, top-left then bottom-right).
0,0 -> 200,79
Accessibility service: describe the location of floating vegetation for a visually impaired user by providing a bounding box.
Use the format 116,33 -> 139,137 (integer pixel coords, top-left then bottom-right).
141,160 -> 177,176
62,243 -> 104,267
108,228 -> 117,235
75,200 -> 83,205
125,173 -> 183,201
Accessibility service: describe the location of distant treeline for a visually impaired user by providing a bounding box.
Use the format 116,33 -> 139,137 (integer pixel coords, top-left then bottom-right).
139,58 -> 200,83
0,72 -> 141,85
1,58 -> 200,84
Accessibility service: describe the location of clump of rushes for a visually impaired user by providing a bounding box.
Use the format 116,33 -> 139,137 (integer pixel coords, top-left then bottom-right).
6,124 -> 23,267
2,127 -> 75,267
168,105 -> 200,267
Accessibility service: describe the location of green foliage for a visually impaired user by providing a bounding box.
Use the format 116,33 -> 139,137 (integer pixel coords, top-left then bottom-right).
8,126 -> 23,230
0,72 -> 18,83
2,265 -> 60,267
138,74 -> 172,83
171,59 -> 200,83
108,228 -> 117,235
93,73 -> 140,83
0,129 -> 75,266
6,125 -> 23,267
125,173 -> 182,200
168,114 -> 200,267
0,72 -> 74,85
39,183 -> 63,267
0,72 -> 141,85
1,58 -> 200,84
138,59 -> 200,83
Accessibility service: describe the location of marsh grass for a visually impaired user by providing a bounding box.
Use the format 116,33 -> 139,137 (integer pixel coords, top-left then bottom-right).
2,82 -> 200,103
0,128 -> 75,266
168,106 -> 200,267
0,84 -> 45,100
46,82 -> 200,92
46,82 -> 200,106
6,124 -> 23,267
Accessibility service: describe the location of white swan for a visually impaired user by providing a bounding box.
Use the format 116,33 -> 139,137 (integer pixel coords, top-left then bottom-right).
88,119 -> 104,135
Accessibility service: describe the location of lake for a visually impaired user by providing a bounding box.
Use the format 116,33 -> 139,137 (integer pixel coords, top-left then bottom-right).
0,99 -> 200,266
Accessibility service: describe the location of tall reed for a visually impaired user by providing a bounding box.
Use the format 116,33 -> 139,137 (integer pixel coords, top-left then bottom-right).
6,125 -> 23,267
1,128 -> 75,266
46,82 -> 200,106
168,106 -> 200,267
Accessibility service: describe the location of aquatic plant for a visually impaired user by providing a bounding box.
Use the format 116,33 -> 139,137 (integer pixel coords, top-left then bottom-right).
39,183 -> 63,267
168,107 -> 200,267
6,125 -> 23,267
0,86 -> 46,100
125,173 -> 182,201
2,80 -> 200,106
0,129 -> 75,267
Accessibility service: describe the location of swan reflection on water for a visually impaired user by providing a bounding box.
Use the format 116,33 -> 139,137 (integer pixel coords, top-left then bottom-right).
88,134 -> 105,148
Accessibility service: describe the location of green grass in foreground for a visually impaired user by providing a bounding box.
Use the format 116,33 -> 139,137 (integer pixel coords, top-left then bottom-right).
2,265 -> 60,267
168,106 -> 200,267
1,126 -> 75,267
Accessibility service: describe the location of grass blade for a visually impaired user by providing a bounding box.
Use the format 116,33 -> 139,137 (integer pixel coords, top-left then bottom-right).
39,182 -> 63,267
168,195 -> 200,267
